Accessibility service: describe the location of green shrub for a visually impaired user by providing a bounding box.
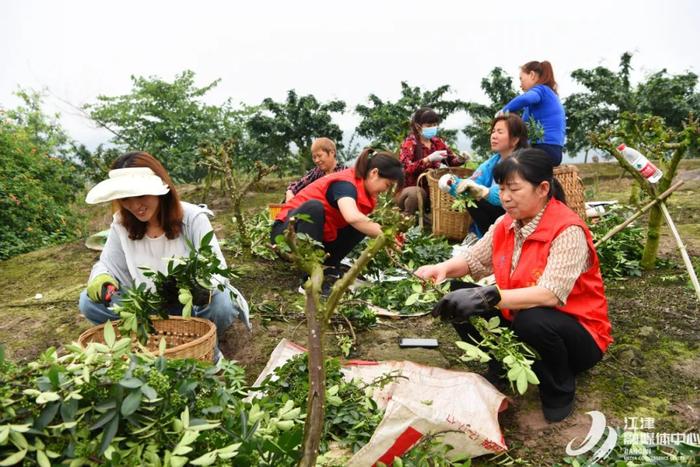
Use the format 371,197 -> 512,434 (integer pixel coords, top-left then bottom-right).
590,206 -> 644,279
0,120 -> 85,259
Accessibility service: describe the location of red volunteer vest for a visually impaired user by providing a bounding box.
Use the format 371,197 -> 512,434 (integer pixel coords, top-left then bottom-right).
276,168 -> 377,243
492,199 -> 613,352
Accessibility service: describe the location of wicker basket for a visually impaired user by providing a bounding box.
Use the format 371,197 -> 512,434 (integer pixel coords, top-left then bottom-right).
554,165 -> 587,220
78,316 -> 216,361
418,167 -> 475,240
268,203 -> 285,221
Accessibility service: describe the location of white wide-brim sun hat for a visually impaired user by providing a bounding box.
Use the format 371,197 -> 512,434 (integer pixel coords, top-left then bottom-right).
85,167 -> 170,204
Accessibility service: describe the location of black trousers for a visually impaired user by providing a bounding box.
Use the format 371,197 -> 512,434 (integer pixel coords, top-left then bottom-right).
270,199 -> 366,269
450,282 -> 602,409
467,199 -> 505,236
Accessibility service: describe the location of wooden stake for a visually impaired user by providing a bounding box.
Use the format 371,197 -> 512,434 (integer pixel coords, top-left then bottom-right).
594,181 -> 685,248
658,201 -> 700,302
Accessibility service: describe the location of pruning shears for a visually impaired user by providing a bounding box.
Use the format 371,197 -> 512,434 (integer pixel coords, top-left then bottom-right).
102,283 -> 118,306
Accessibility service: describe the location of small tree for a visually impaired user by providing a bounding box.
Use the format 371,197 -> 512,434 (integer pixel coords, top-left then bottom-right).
355,82 -> 467,151
567,52 -> 700,159
590,112 -> 699,269
199,140 -> 275,246
85,70 -> 239,182
246,90 -> 346,172
274,206 -> 411,466
462,68 -> 518,156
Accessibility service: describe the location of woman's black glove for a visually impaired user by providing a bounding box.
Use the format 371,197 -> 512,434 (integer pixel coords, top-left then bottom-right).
191,285 -> 212,307
431,285 -> 501,322
161,276 -> 180,307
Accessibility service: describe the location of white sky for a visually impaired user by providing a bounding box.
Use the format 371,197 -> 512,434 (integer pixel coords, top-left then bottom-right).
2,0 -> 699,157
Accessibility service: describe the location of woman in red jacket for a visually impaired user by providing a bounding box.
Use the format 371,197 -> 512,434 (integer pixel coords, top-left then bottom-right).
271,148 -> 404,288
416,149 -> 612,422
396,107 -> 465,215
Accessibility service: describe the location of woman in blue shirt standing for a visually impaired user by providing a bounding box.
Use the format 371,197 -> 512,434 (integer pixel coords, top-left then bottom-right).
501,61 -> 565,166
458,114 -> 529,236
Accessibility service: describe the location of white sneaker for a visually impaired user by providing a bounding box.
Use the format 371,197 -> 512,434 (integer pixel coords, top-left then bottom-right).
213,347 -> 224,368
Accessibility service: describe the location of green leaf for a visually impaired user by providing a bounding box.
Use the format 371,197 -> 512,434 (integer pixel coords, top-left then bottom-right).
103,320 -> 116,347
90,409 -> 116,430
61,398 -> 79,423
404,293 -> 420,306
35,401 -> 60,429
487,316 -> 501,329
119,377 -> 143,389
159,337 -> 167,355
170,456 -> 188,467
36,391 -> 61,405
180,407 -> 190,429
99,413 -> 119,455
9,431 -> 28,449
37,450 -> 51,467
506,365 -> 523,382
121,388 -> 142,416
502,355 -> 516,366
190,451 -> 217,466
516,371 -> 528,395
141,384 -> 158,400
524,367 -> 540,385
0,449 -> 27,466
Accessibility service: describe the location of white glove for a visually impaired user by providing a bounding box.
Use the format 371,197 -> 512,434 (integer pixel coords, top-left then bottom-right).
456,179 -> 490,200
426,150 -> 447,163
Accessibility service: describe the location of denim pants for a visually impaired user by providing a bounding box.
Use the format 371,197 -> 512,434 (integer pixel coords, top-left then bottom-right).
78,288 -> 237,340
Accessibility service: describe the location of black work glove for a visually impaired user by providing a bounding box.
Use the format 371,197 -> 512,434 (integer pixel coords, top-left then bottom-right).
191,285 -> 212,307
431,285 -> 501,322
161,276 -> 180,307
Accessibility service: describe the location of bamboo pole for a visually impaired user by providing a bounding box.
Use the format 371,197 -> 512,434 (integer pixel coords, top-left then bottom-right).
594,181 -> 685,248
658,201 -> 700,301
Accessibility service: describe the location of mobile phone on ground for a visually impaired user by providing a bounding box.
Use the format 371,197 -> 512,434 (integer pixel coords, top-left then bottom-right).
398,338 -> 439,348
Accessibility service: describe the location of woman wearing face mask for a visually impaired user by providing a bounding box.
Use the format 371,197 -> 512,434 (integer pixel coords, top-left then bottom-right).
416,149 -> 611,423
500,61 -> 566,166
79,152 -> 250,363
396,107 -> 465,215
271,148 -> 404,292
285,137 -> 345,202
456,113 -> 529,237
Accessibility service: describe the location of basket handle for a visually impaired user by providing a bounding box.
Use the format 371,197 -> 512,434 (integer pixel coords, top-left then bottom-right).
416,172 -> 428,230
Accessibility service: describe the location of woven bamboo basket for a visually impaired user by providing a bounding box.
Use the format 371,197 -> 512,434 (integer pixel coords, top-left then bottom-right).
553,165 -> 587,220
78,316 -> 216,361
417,167 -> 475,240
268,203 -> 285,221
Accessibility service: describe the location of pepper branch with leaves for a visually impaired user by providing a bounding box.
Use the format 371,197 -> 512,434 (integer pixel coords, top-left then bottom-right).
273,204 -> 413,467
114,231 -> 238,345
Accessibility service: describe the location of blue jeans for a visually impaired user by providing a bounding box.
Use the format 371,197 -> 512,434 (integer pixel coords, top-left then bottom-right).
78,288 -> 237,339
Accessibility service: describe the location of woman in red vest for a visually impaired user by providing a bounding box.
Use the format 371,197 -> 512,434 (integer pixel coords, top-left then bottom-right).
416,149 -> 612,422
271,148 -> 404,288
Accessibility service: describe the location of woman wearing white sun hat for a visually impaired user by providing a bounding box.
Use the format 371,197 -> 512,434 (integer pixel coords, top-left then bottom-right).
78,151 -> 249,361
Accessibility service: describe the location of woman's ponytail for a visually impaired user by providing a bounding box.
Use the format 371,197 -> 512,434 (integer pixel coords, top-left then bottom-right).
522,60 -> 558,94
354,147 -> 404,187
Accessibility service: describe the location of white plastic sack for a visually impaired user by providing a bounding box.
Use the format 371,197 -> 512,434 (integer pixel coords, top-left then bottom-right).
253,339 -> 508,465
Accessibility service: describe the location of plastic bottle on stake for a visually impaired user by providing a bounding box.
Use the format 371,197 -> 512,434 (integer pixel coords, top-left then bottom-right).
617,144 -> 663,183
